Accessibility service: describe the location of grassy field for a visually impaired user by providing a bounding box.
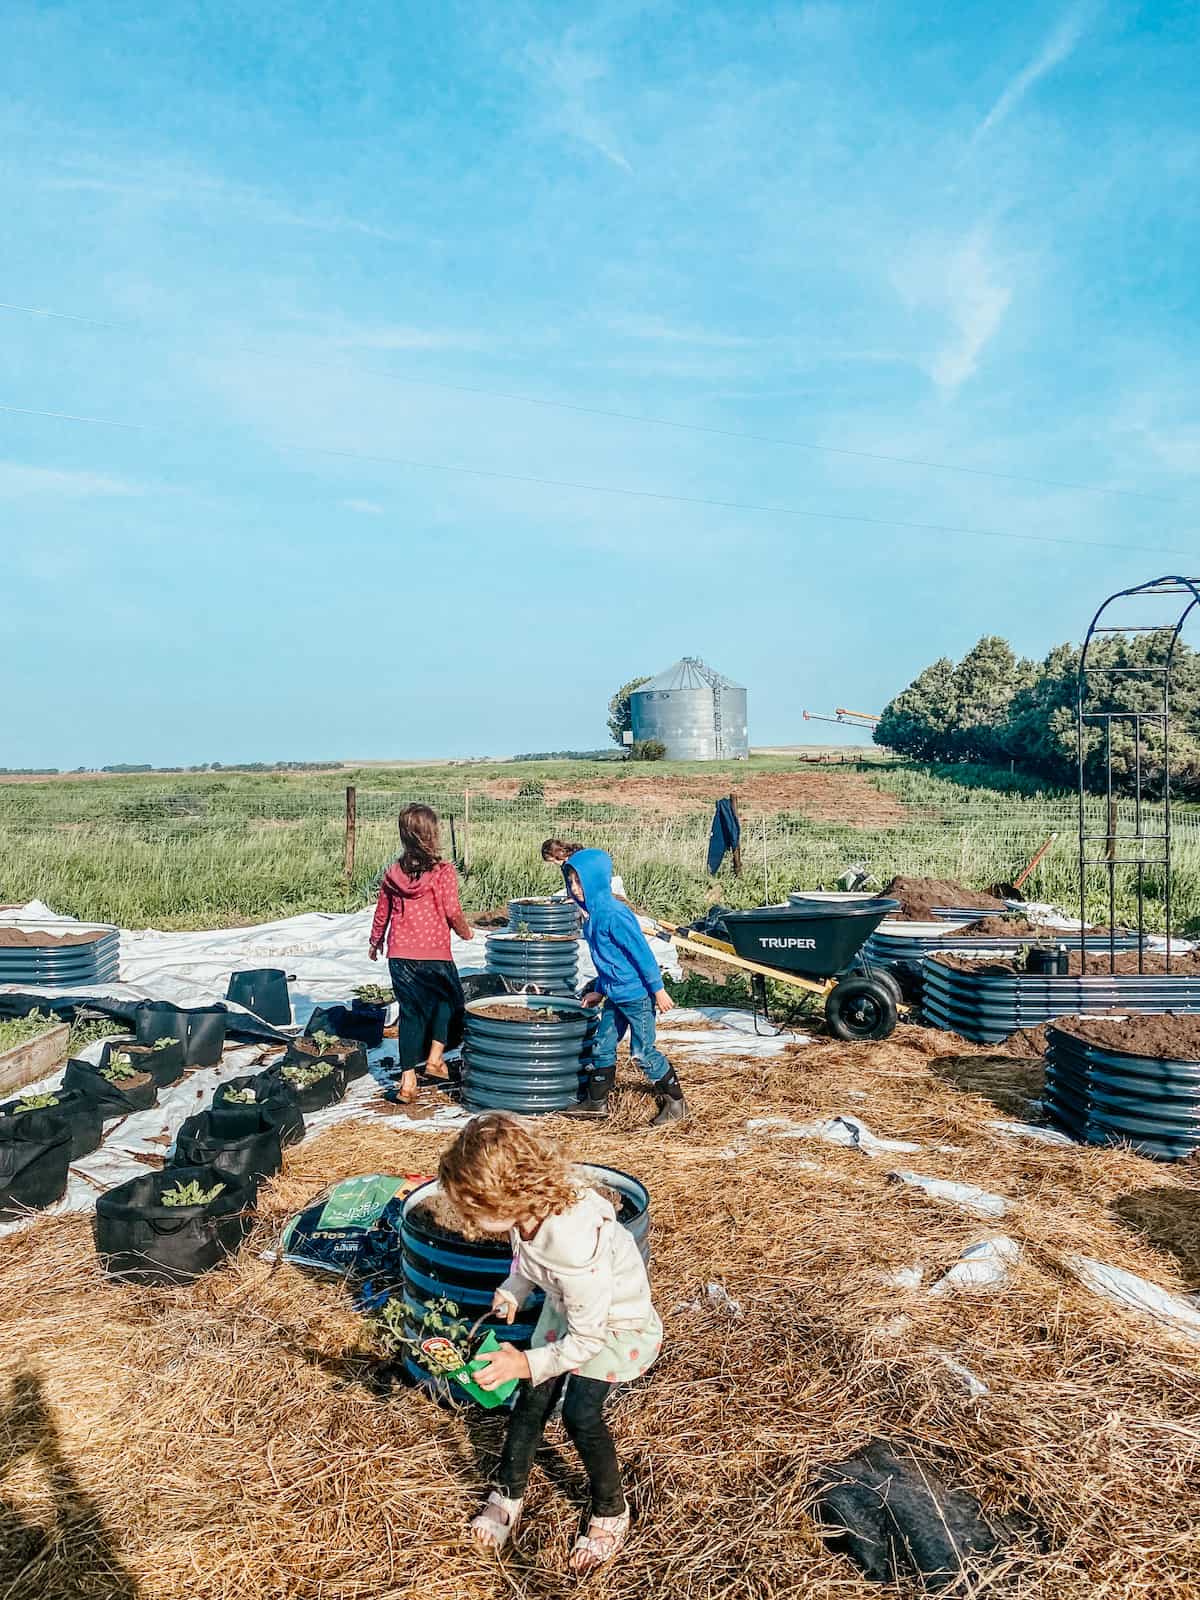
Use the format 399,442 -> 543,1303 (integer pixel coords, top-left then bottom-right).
1,756 -> 1197,932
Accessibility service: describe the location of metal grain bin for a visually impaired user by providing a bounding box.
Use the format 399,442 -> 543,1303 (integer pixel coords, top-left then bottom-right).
630,656 -> 748,761
397,1165 -> 651,1396
463,994 -> 595,1113
1044,1026 -> 1200,1161
921,956 -> 1200,1044
485,932 -> 579,995
0,923 -> 119,986
507,897 -> 580,936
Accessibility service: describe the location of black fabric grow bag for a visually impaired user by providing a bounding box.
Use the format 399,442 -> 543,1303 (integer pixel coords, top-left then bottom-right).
101,1036 -> 186,1087
132,1000 -> 228,1067
225,967 -> 293,1026
94,1163 -> 253,1285
305,1007 -> 376,1063
267,1057 -> 348,1113
211,1072 -> 305,1146
63,1057 -> 158,1119
171,1108 -> 283,1192
0,1088 -> 102,1164
0,1106 -> 72,1217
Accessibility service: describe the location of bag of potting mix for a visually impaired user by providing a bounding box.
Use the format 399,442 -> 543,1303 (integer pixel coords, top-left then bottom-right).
279,1173 -> 428,1279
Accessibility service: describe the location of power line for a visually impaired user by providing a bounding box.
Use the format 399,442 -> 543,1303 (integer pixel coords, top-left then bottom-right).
1,399 -> 1193,560
0,298 -> 1180,507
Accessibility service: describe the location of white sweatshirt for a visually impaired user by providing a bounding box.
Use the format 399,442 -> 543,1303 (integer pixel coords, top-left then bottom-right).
497,1185 -> 654,1386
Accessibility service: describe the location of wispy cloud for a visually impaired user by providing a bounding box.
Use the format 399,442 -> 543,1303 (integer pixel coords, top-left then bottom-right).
342,498 -> 385,515
607,314 -> 756,348
972,7 -> 1089,142
0,463 -> 143,498
330,323 -> 490,353
525,37 -> 632,171
893,231 -> 1013,392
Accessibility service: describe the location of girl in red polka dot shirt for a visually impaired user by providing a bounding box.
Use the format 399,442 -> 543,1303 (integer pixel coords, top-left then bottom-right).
369,804 -> 475,1103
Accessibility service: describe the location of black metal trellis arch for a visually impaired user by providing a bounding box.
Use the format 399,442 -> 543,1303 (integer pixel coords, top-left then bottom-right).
1077,574 -> 1200,972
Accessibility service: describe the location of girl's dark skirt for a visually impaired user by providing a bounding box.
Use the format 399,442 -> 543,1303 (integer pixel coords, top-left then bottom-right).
387,958 -> 466,1071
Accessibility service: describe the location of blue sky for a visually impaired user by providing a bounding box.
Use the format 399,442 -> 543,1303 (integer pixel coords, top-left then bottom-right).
1,0 -> 1197,765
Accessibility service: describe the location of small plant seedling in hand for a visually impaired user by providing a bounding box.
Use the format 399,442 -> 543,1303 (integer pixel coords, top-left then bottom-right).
14,1092 -> 60,1113
161,1179 -> 225,1208
375,1295 -> 473,1372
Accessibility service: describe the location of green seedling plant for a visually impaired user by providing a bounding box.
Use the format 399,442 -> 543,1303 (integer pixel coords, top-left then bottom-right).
282,1058 -> 333,1090
514,920 -> 532,935
223,1087 -> 259,1104
14,1092 -> 60,1113
353,984 -> 393,1006
152,1036 -> 177,1051
303,1030 -> 340,1053
101,1052 -> 140,1083
0,1011 -> 59,1054
68,1017 -> 125,1054
375,1295 -> 474,1374
161,1178 -> 225,1208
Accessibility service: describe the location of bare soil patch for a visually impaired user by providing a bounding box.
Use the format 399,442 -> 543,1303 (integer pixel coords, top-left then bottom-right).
883,876 -> 1007,921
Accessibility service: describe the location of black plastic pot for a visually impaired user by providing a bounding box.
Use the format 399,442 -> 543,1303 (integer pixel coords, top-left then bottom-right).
397,1165 -> 649,1395
485,933 -> 579,995
463,995 -> 596,1113
171,1108 -> 283,1192
507,897 -> 581,936
94,1163 -> 254,1285
1044,1025 -> 1200,1161
267,1057 -> 348,1113
922,957 -> 1200,1045
0,1088 -> 102,1163
225,968 -> 293,1027
1026,947 -> 1069,977
63,1057 -> 159,1119
211,1073 -> 305,1148
132,1001 -> 228,1067
102,1036 -> 186,1087
0,1105 -> 72,1216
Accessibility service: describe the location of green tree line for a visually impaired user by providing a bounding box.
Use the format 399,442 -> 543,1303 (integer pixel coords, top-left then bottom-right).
875,634 -> 1200,796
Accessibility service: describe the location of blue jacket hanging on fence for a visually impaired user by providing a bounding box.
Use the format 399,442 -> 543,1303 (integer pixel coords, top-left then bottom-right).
707,798 -> 740,875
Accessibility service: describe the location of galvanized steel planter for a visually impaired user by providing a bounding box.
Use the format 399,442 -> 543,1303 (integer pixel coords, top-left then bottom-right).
485,932 -> 579,995
922,956 -> 1200,1045
507,897 -> 580,936
866,922 -> 1144,1002
397,1165 -> 651,1397
1044,1027 -> 1200,1161
0,925 -> 119,986
462,994 -> 596,1113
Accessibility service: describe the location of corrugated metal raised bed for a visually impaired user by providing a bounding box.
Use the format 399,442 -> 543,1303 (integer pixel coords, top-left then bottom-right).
1044,1024 -> 1200,1161
397,1164 -> 650,1396
922,956 -> 1200,1045
0,923 -> 120,986
507,897 -> 580,936
462,994 -> 596,1113
485,931 -> 579,995
865,922 -> 1143,1001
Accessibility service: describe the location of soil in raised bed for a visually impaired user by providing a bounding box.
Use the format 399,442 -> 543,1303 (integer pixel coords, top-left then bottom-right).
472,1004 -> 579,1024
956,916 -> 1120,940
1053,1012 -> 1200,1060
939,949 -> 1200,979
883,877 -> 1007,922
0,927 -> 106,947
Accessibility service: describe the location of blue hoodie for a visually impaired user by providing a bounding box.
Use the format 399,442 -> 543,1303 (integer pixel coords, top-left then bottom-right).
565,848 -> 663,1004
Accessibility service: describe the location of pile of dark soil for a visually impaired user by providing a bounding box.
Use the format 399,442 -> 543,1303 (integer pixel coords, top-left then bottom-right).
940,949 -> 1200,979
0,927 -> 106,948
883,876 -> 1006,922
1054,1012 -> 1200,1060
473,1004 -> 578,1025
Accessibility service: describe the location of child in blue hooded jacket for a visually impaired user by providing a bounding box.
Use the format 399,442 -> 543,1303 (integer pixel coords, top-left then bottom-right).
562,848 -> 690,1128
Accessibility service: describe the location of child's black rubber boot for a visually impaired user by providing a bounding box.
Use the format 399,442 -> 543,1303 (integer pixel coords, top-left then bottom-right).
649,1068 -> 690,1128
563,1067 -> 614,1120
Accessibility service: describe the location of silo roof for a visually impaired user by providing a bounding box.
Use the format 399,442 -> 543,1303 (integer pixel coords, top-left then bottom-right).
635,656 -> 744,693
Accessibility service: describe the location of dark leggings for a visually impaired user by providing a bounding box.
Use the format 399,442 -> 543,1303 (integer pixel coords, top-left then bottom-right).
495,1375 -> 624,1516
387,958 -> 464,1072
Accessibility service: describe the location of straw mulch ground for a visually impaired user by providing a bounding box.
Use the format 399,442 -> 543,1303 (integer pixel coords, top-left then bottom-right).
2,1023 -> 1200,1599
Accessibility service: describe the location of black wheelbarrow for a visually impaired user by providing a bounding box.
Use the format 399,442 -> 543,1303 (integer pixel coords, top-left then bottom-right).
667,897 -> 903,1040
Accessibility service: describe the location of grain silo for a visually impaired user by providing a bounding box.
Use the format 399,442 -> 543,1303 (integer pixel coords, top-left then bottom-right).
629,657 -> 749,761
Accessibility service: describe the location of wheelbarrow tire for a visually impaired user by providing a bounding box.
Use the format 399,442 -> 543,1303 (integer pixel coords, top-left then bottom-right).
826,978 -> 897,1042
866,968 -> 903,1009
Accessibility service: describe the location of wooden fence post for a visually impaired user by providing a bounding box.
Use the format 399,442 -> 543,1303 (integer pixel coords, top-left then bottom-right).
729,793 -> 743,877
463,789 -> 472,871
344,785 -> 357,881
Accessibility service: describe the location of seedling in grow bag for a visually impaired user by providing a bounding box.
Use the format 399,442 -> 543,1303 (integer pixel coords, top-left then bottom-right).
101,1053 -> 141,1083
161,1179 -> 226,1208
353,985 -> 393,1007
14,1092 -> 60,1113
282,1059 -> 335,1091
223,1087 -> 259,1105
152,1036 -> 177,1051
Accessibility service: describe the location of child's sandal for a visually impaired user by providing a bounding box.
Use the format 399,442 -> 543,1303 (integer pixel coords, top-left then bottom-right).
569,1504 -> 630,1573
470,1491 -> 523,1553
